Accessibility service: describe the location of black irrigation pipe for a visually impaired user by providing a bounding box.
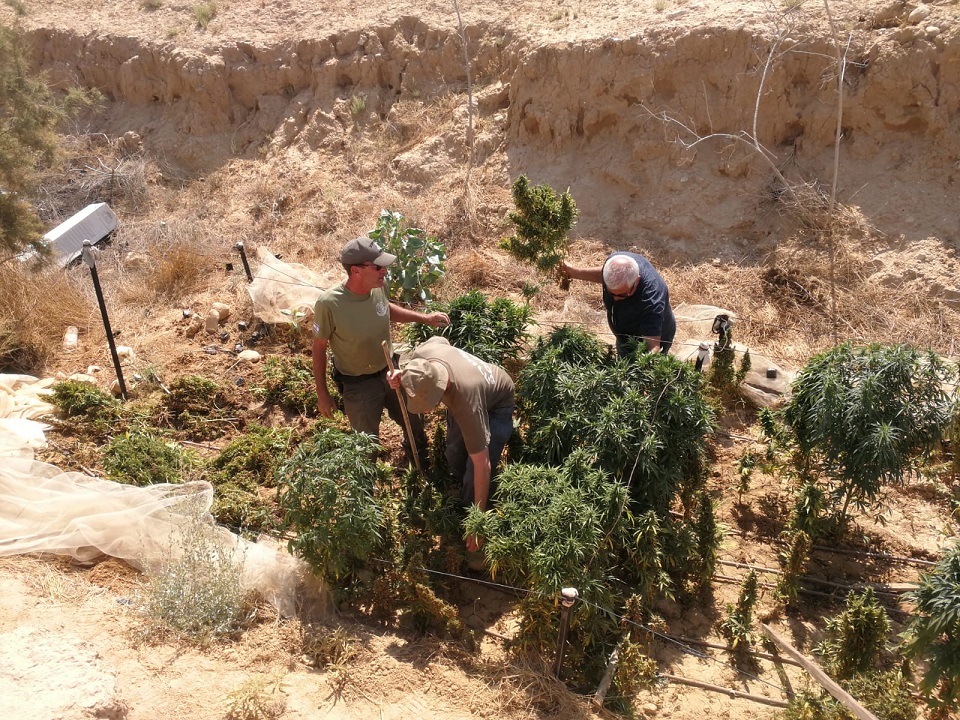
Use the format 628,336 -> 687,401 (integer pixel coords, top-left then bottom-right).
657,634 -> 802,668
732,528 -> 939,568
713,573 -> 913,619
716,559 -> 914,598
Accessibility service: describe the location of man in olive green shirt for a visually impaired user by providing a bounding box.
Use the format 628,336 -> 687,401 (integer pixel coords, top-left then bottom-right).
312,236 -> 449,455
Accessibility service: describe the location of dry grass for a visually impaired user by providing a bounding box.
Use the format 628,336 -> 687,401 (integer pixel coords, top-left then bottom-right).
0,555 -> 100,604
0,263 -> 94,373
481,651 -> 595,718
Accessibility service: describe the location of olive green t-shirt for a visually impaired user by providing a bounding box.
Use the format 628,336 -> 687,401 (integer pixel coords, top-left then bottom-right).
312,284 -> 392,376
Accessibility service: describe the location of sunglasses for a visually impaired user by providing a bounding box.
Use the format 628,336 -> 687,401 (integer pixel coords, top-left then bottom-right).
610,279 -> 638,301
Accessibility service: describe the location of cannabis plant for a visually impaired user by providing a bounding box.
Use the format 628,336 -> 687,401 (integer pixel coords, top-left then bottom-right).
719,569 -> 759,654
816,587 -> 890,680
901,540 -> 960,714
368,209 -> 446,305
517,327 -> 714,515
103,430 -> 193,486
783,343 -> 955,526
260,355 -> 319,416
406,290 -> 532,367
776,529 -> 811,605
277,428 -> 387,579
500,175 -> 578,281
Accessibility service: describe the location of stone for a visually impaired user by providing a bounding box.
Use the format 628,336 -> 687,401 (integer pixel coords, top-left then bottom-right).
641,703 -> 659,716
211,302 -> 232,321
237,350 -> 261,363
205,308 -> 221,333
185,317 -> 204,338
67,373 -> 98,385
908,4 -> 931,23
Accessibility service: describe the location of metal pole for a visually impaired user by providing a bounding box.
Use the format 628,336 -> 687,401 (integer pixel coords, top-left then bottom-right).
381,340 -> 423,476
695,342 -> 710,372
552,587 -> 579,678
235,241 -> 253,282
81,241 -> 127,400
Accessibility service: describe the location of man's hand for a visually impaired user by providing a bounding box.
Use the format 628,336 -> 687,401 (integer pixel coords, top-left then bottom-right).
387,369 -> 402,390
466,534 -> 484,553
316,388 -> 336,418
426,311 -> 451,327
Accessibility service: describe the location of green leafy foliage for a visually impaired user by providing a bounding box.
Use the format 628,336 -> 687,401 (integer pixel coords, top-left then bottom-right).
517,326 -> 715,515
0,16 -> 100,258
783,343 -> 956,525
103,430 -> 193,486
260,355 -> 318,416
206,425 -> 292,533
719,569 -> 759,655
816,587 -> 890,680
499,175 -> 578,277
406,290 -> 532,367
784,670 -> 917,720
776,529 -> 811,605
902,541 -> 960,713
51,380 -> 119,418
693,491 -> 722,592
277,428 -> 387,580
162,375 -> 234,440
368,209 -> 446,305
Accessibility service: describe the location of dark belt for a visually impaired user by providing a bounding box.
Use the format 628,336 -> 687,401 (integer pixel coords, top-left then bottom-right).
332,364 -> 388,384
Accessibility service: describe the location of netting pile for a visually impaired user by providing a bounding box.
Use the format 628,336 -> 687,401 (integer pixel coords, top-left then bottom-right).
0,374 -> 326,618
246,246 -> 340,325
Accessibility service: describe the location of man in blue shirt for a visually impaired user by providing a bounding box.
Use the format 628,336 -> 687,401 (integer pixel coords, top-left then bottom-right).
561,252 -> 675,356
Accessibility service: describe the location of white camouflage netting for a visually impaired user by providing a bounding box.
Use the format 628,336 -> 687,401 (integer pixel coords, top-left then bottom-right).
0,374 -> 326,618
246,246 -> 340,326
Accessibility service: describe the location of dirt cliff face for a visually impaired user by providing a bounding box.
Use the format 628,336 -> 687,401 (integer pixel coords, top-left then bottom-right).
9,0 -> 960,290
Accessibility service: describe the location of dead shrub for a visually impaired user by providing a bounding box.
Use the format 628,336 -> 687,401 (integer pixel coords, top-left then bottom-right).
141,233 -> 216,303
0,264 -> 92,373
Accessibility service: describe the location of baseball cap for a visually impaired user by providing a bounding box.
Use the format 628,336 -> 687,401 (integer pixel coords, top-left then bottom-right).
401,358 -> 449,414
340,236 -> 397,267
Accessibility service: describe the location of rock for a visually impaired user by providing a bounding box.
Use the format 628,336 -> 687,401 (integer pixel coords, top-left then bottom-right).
205,308 -> 221,333
926,25 -> 940,37
641,703 -> 659,716
185,317 -> 204,338
87,365 -> 101,374
908,4 -> 930,23
62,326 -> 78,352
116,346 -> 135,363
237,350 -> 261,363
211,302 -> 232,321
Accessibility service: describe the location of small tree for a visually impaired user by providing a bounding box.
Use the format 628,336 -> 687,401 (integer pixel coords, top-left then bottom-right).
368,209 -> 446,306
782,343 -> 955,527
1,12 -> 99,260
719,569 -> 759,659
901,541 -> 960,715
499,175 -> 578,284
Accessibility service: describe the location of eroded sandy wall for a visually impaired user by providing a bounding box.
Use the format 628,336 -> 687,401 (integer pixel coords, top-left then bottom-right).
25,19 -> 960,254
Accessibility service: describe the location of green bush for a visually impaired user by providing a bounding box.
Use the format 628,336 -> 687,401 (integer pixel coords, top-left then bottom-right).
162,375 -> 234,440
260,356 -> 318,416
368,209 -> 446,305
783,671 -> 916,720
902,540 -> 960,714
277,428 -> 387,580
103,431 -> 193,486
406,290 -> 532,368
719,569 -> 759,654
208,424 -> 292,490
783,343 -> 955,526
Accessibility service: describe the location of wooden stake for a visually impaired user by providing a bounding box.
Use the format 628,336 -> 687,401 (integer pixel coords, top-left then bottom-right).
661,674 -> 790,708
381,340 -> 423,476
761,624 -> 878,720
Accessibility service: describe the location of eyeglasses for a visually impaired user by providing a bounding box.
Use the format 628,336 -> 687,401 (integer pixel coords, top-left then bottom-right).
610,279 -> 638,301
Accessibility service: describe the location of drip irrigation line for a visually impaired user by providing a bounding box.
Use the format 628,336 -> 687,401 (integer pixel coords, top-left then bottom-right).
658,673 -> 791,708
734,529 -> 939,568
659,634 -> 802,667
577,597 -> 791,697
366,556 -> 535,598
716,558 -> 913,598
